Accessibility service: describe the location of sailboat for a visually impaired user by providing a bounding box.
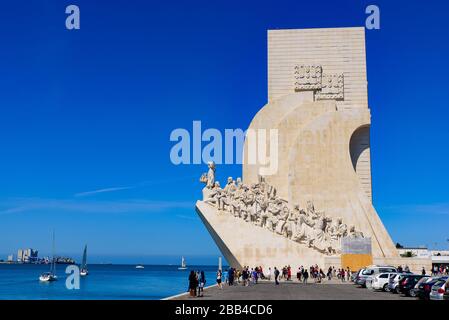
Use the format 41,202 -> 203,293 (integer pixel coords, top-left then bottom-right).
39,231 -> 58,282
80,245 -> 88,276
178,256 -> 187,270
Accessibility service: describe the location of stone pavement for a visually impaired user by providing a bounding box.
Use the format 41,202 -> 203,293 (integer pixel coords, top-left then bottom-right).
172,280 -> 416,300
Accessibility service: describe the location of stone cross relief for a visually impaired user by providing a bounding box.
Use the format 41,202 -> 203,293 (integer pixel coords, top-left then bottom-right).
294,64 -> 344,100
199,163 -> 364,256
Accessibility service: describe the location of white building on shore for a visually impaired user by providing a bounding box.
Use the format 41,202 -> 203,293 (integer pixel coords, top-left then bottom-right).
397,247 -> 449,266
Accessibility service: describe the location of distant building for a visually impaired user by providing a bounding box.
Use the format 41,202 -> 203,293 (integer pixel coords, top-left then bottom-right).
7,255 -> 14,262
17,248 -> 38,263
17,249 -> 23,263
398,247 -> 430,258
398,248 -> 449,266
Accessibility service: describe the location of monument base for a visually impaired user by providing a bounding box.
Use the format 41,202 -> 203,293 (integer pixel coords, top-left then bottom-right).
323,256 -> 431,274
197,201 -> 431,274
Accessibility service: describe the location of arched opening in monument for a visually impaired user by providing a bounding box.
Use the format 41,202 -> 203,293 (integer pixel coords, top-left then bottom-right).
350,125 -> 372,202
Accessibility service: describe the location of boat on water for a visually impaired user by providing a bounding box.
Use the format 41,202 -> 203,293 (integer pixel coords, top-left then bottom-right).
135,264 -> 145,269
39,231 -> 58,282
178,256 -> 187,270
80,244 -> 88,276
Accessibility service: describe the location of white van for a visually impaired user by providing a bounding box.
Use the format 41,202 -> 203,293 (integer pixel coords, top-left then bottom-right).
357,265 -> 397,288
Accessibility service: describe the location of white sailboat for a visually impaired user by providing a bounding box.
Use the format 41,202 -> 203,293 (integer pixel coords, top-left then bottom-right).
80,244 -> 88,276
178,256 -> 187,270
39,231 -> 58,282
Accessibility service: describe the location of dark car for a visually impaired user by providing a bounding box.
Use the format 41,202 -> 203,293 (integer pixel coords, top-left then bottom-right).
352,269 -> 363,283
416,276 -> 447,300
398,274 -> 428,296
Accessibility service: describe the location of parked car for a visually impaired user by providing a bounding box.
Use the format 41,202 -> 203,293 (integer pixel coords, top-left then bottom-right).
388,272 -> 413,293
356,266 -> 397,288
370,272 -> 397,291
443,279 -> 449,300
352,268 -> 365,283
416,277 -> 446,300
430,277 -> 449,300
411,276 -> 430,298
398,274 -> 428,296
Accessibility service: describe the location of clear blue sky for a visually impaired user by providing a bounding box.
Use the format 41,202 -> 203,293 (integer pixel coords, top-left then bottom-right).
0,0 -> 448,264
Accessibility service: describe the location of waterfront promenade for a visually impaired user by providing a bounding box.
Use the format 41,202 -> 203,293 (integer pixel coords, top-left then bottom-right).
170,281 -> 416,300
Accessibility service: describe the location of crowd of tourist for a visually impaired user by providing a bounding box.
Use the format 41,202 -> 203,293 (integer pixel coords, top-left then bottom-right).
431,264 -> 449,276
187,264 -> 358,297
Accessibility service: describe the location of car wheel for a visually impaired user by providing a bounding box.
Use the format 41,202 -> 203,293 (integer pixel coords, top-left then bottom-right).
383,284 -> 389,292
395,287 -> 400,294
410,290 -> 417,297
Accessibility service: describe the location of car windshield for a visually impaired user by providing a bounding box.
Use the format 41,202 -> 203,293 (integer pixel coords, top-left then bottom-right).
433,280 -> 445,288
416,277 -> 429,285
362,269 -> 374,275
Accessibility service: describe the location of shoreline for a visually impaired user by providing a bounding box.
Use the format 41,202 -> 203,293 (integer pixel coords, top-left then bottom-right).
162,284 -> 218,300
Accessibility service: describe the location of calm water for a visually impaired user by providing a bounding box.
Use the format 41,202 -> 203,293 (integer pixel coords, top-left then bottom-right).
0,264 -> 218,300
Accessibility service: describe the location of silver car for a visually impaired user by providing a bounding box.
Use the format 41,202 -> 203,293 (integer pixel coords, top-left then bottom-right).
430,278 -> 448,300
388,272 -> 412,293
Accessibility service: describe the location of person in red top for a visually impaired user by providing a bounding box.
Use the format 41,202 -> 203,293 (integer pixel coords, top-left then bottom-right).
287,265 -> 292,281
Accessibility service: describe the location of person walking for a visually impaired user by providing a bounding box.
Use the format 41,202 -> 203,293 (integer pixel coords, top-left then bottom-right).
274,267 -> 280,285
253,268 -> 259,284
327,267 -> 332,281
198,271 -> 206,297
216,269 -> 223,289
421,267 -> 426,275
340,269 -> 345,282
188,271 -> 198,297
303,269 -> 309,284
228,267 -> 234,286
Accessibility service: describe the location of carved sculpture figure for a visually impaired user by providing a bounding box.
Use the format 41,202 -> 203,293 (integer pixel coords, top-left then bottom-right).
199,164 -> 364,255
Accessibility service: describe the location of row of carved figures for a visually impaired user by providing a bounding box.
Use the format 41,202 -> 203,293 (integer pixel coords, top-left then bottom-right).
200,162 -> 364,256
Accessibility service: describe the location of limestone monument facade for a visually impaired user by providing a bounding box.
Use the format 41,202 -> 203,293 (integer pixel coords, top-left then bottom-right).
195,27 -> 431,272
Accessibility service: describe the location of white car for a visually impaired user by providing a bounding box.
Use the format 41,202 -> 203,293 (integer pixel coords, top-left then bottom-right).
370,272 -> 397,291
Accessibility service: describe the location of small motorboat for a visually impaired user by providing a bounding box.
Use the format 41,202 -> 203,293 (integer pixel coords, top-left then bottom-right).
135,265 -> 145,269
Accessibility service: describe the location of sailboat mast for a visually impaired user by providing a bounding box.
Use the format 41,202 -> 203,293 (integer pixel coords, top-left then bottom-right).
52,230 -> 56,274
82,245 -> 87,269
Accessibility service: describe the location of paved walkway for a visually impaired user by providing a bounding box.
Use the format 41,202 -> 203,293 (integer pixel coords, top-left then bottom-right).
172,280 -> 416,300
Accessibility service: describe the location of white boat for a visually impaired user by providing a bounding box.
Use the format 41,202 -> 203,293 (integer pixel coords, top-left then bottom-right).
39,272 -> 58,282
135,264 -> 145,269
39,231 -> 58,282
80,244 -> 88,276
178,256 -> 187,270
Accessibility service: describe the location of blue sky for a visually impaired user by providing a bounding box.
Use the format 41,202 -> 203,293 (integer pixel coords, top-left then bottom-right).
0,0 -> 448,264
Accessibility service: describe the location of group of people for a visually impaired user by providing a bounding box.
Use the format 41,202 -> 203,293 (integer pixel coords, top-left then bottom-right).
431,265 -> 449,276
200,162 -> 364,256
188,263 -> 357,297
188,270 -> 206,297
220,266 -> 265,286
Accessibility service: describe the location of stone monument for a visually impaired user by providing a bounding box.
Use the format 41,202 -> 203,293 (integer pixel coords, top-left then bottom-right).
195,27 -> 431,272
